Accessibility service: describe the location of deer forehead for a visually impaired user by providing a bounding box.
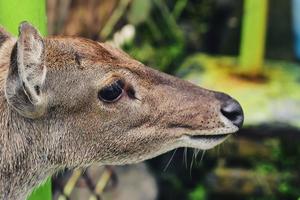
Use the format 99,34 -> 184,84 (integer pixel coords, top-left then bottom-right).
44,37 -> 136,70
43,37 -> 160,92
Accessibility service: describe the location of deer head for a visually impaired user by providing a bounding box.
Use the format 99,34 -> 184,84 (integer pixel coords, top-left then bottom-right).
0,22 -> 243,198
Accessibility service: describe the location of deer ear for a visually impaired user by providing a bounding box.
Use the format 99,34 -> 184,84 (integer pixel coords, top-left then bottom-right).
0,26 -> 12,47
5,22 -> 47,119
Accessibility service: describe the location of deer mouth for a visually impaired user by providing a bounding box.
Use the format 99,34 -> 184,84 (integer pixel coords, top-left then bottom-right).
188,134 -> 229,140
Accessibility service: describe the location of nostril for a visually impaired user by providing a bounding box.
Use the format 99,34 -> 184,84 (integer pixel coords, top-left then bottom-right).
220,99 -> 244,128
221,109 -> 239,122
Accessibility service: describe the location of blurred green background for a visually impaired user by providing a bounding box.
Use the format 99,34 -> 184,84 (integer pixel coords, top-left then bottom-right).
48,0 -> 300,199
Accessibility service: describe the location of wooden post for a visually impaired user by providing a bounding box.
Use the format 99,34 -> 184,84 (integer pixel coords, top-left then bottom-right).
0,0 -> 51,199
239,0 -> 268,76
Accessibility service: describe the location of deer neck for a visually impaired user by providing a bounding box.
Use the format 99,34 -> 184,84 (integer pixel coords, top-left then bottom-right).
0,39 -> 54,200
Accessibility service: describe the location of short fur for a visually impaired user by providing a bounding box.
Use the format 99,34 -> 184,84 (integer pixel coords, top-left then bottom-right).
0,22 -> 242,200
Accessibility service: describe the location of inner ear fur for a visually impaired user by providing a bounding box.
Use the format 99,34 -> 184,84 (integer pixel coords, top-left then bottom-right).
5,22 -> 47,119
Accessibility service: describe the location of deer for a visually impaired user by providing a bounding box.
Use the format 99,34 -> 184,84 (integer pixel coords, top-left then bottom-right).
0,22 -> 244,200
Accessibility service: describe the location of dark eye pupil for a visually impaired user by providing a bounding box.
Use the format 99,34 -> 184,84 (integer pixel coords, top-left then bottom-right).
98,80 -> 124,102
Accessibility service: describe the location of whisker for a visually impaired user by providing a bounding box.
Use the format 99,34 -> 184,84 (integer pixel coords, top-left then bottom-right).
183,147 -> 188,169
189,153 -> 194,177
194,149 -> 201,167
199,150 -> 206,165
192,149 -> 196,160
189,148 -> 201,176
163,149 -> 177,172
194,149 -> 201,159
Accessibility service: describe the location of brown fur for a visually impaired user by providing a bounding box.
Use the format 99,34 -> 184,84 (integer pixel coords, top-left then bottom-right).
0,22 -> 242,199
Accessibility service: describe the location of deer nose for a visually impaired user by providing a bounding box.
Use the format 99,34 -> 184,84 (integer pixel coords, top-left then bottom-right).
216,93 -> 244,128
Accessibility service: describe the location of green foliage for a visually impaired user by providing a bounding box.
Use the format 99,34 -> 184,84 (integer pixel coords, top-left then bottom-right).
127,0 -> 152,25
124,0 -> 214,72
255,163 -> 277,175
188,184 -> 206,200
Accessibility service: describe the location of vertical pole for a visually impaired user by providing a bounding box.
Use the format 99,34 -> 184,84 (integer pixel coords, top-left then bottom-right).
239,0 -> 268,76
0,0 -> 51,199
292,0 -> 300,60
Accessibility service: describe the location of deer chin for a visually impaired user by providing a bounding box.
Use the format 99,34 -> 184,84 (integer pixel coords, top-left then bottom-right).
180,134 -> 230,150
179,126 -> 239,150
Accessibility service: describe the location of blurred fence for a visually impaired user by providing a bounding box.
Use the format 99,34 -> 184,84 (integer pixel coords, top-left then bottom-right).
53,166 -> 116,200
52,164 -> 158,200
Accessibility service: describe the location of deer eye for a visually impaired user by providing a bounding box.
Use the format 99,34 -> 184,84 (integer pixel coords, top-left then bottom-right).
98,80 -> 125,103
